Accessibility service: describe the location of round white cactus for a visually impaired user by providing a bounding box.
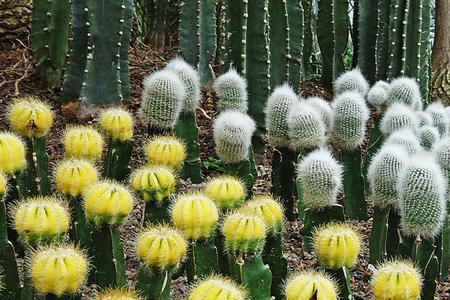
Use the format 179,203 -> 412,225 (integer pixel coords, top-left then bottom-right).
419,126 -> 440,150
432,137 -> 450,180
333,68 -> 369,97
306,96 -> 333,129
214,68 -> 248,113
416,111 -> 433,128
425,102 -> 449,137
380,103 -> 419,136
288,102 -> 326,151
384,129 -> 423,156
367,80 -> 390,109
386,77 -> 422,110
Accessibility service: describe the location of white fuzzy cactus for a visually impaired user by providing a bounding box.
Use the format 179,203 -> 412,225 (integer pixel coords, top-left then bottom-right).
213,111 -> 256,163
416,111 -> 433,128
386,77 -> 422,110
384,129 -> 423,156
419,126 -> 440,150
398,153 -> 447,238
425,102 -> 449,137
141,69 -> 186,129
380,103 -> 419,136
214,68 -> 248,113
288,102 -> 326,151
333,68 -> 369,97
330,91 -> 370,150
296,148 -> 343,210
306,96 -> 333,128
367,80 -> 390,109
264,84 -> 299,148
432,137 -> 450,180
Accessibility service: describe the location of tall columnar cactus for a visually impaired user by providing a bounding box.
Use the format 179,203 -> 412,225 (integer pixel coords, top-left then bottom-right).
333,0 -> 349,78
31,0 -> 70,88
375,0 -> 391,80
223,0 -> 248,74
358,0 -> 378,83
179,0 -> 198,66
333,68 -> 370,97
419,126 -> 440,150
331,91 -> 370,220
386,0 -> 408,81
384,128 -> 423,156
306,96 -> 332,130
188,276 -> 246,300
317,0 -> 333,88
426,101 -> 450,137
268,0 -> 289,87
64,125 -> 104,162
386,77 -> 423,110
214,68 -> 248,113
145,135 -> 186,171
198,0 -> 217,84
287,0 -> 304,93
380,103 -> 419,136
284,271 -> 338,300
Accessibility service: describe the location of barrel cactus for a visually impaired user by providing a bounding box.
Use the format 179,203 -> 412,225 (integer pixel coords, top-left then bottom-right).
95,289 -> 144,300
333,68 -> 369,97
204,176 -> 245,209
384,129 -> 423,156
306,96 -> 333,129
367,81 -> 390,110
54,158 -> 98,197
222,212 -> 266,254
284,271 -> 338,300
64,126 -> 104,161
188,276 -> 246,300
214,68 -> 248,113
145,136 -> 186,170
386,77 -> 422,110
380,103 -> 419,136
8,97 -> 53,138
419,126 -> 440,150
0,132 -> 27,174
99,108 -> 134,142
425,101 -> 449,137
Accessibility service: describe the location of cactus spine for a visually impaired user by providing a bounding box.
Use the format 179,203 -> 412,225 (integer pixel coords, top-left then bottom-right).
268,0 -> 289,87
287,0 -> 304,92
198,0 -> 217,84
179,0 -> 199,66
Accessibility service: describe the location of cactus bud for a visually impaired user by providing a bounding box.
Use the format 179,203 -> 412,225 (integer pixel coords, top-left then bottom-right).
171,193 -> 219,240
241,195 -> 283,234
222,212 -> 266,254
398,153 -> 447,238
64,126 -> 104,161
166,57 -> 201,113
380,103 -> 419,136
99,108 -> 133,142
213,111 -> 256,163
188,276 -> 246,300
288,102 -> 326,150
372,260 -> 422,300
367,81 -> 390,109
419,126 -> 440,150
416,111 -> 432,127
314,222 -> 360,269
306,96 -> 333,128
145,135 -> 186,170
296,148 -> 342,210
141,70 -> 186,129
95,288 -> 144,300
204,175 -> 245,209
285,271 -> 338,300
264,84 -> 299,147
331,91 -> 370,150
214,68 -> 248,113
333,68 -> 369,96
425,101 -> 449,137
386,77 -> 422,109
8,97 -> 53,138
131,166 -> 175,203
384,129 -> 423,156
55,158 -> 98,197
136,225 -> 186,269
31,245 -> 88,296
83,180 -> 134,226
0,132 -> 27,174
0,173 -> 6,197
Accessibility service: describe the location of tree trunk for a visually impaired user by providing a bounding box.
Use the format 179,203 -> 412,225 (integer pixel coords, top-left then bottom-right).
0,0 -> 31,40
431,0 -> 450,104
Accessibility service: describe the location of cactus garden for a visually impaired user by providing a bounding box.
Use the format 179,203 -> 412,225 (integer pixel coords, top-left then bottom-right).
1,0 -> 450,299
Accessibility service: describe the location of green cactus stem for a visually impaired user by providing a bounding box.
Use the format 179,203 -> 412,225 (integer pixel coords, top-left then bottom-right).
287,0 -> 304,92
6,172 -> 27,252
215,228 -> 230,275
436,216 -> 450,281
386,209 -> 401,258
301,0 -> 312,77
419,0 -> 431,103
263,232 -> 287,299
35,295 -> 79,300
268,0 -> 289,87
68,197 -> 92,251
225,0 -> 248,74
333,0 -> 349,78
186,238 -> 219,283
358,0 -> 377,83
217,2 -> 229,74
317,0 -> 333,88
369,206 -> 389,264
136,266 -> 172,300
102,139 -> 134,183
375,0 -> 391,80
342,149 -> 368,220
120,0 -> 133,102
328,267 -> 352,300
179,0 -> 198,66
21,249 -> 34,300
386,0 -> 408,80
362,115 -> 383,187
272,147 -> 297,221
198,0 -> 217,85
223,148 -> 256,199
24,137 -> 51,196
143,200 -> 171,225
150,0 -> 169,48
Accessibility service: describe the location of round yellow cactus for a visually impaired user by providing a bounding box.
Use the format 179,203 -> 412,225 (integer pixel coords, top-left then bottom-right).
0,173 -> 7,196
0,132 -> 27,174
55,158 -> 98,197
83,181 -> 134,226
99,108 -> 133,141
204,176 -> 245,209
189,276 -> 246,300
372,260 -> 422,300
136,225 -> 186,269
241,195 -> 283,234
96,288 -> 144,300
285,271 -> 337,300
222,212 -> 266,254
9,97 -> 53,138
64,126 -> 104,161
31,245 -> 88,296
131,166 -> 175,203
314,222 -> 360,269
145,136 -> 186,170
13,196 -> 70,246
171,193 -> 218,240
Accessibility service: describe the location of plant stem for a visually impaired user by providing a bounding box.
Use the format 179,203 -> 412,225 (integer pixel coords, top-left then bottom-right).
369,206 -> 389,264
136,266 -> 172,300
262,232 -> 287,299
186,238 -> 218,283
102,139 -> 134,183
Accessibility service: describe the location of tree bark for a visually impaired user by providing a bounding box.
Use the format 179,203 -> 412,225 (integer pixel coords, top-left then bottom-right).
432,0 -> 450,104
0,0 -> 31,41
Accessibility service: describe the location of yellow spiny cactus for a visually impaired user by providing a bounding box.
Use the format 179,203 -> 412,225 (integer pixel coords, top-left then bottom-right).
0,132 -> 27,174
372,260 -> 422,300
8,97 -> 53,138
95,288 -> 144,300
204,176 -> 245,209
31,245 -> 88,296
83,180 -> 134,226
99,108 -> 133,141
0,173 -> 6,196
145,136 -> 186,170
241,195 -> 283,234
189,276 -> 246,300
136,225 -> 186,269
222,212 -> 266,254
314,222 -> 360,269
55,158 -> 98,197
171,193 -> 218,240
285,270 -> 338,300
64,126 -> 104,161
131,166 -> 175,203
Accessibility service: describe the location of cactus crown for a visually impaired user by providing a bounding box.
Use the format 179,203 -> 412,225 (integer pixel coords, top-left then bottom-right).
136,224 -> 186,270
306,96 -> 333,129
188,276 -> 246,300
285,270 -> 338,300
8,97 -> 54,138
95,288 -> 144,300
398,153 -> 447,238
145,135 -> 186,170
296,148 -> 342,210
99,108 -> 133,142
416,111 -> 433,127
83,180 -> 134,226
367,81 -> 390,109
333,68 -> 369,96
367,145 -> 409,209
0,173 -> 6,197
432,137 -> 450,180
0,132 -> 27,174
204,175 -> 245,209
54,158 -> 98,197
419,126 -> 440,150
171,193 -> 219,240
141,69 -> 186,129
64,125 -> 104,161
384,129 -> 423,156
331,91 -> 370,150
214,68 -> 248,113
288,101 -> 327,151
313,222 -> 360,269
425,101 -> 449,137
372,260 -> 422,300
386,77 -> 422,109
213,111 -> 256,163
264,84 -> 299,148
30,245 -> 88,296
241,195 -> 284,235
380,103 -> 419,136
131,166 -> 175,204
166,57 -> 201,113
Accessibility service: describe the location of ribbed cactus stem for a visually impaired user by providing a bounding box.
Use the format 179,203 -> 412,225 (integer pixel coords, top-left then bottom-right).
272,147 -> 297,221
437,216 -> 450,281
287,0 -> 304,92
387,0 -> 408,80
263,232 -> 287,299
198,0 -> 217,84
333,0 -> 349,78
136,267 -> 172,300
103,139 -> 134,182
25,137 -> 52,196
224,0 -> 248,74
328,267 -> 353,300
68,196 -> 93,255
375,0 -> 391,80
342,149 -> 368,220
186,238 -> 219,283
268,0 -> 289,87
179,0 -> 198,66
175,113 -> 201,183
358,0 -> 377,83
